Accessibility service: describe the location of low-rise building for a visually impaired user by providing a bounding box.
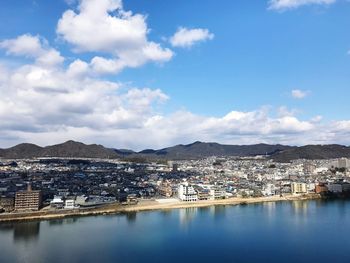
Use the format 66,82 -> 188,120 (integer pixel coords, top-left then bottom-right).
315,183 -> 328,194
65,199 -> 76,209
0,196 -> 15,212
341,183 -> 350,192
210,187 -> 226,200
197,188 -> 210,200
50,196 -> 64,209
327,183 -> 342,193
126,194 -> 138,205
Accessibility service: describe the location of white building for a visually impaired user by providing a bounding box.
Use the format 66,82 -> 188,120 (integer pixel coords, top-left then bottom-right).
64,199 -> 76,209
50,196 -> 64,209
178,183 -> 198,202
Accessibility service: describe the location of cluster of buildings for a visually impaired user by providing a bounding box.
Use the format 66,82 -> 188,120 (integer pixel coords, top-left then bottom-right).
177,182 -> 227,202
0,183 -> 42,213
0,156 -> 350,213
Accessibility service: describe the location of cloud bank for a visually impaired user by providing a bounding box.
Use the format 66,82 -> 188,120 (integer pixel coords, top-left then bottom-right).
0,0 -> 349,150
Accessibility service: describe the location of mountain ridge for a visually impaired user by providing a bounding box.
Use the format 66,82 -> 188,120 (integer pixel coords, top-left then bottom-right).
1,140 -> 350,162
0,140 -> 119,159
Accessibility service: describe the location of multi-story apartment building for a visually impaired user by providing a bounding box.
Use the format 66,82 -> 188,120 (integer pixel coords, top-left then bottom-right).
178,183 -> 198,202
15,184 -> 42,211
291,182 -> 307,195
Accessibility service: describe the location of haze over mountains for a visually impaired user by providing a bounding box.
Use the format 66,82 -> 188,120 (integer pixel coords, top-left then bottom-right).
1,140 -> 350,162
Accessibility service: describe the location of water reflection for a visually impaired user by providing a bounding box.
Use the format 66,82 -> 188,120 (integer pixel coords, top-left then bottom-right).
314,199 -> 348,219
48,217 -> 79,226
291,201 -> 309,216
0,223 -> 14,233
179,207 -> 198,226
0,200 -> 350,263
211,205 -> 226,220
160,209 -> 173,218
0,218 -> 83,244
334,200 -> 347,219
0,221 -> 41,243
125,212 -> 137,223
264,202 -> 276,221
178,205 -> 228,226
198,206 -> 210,215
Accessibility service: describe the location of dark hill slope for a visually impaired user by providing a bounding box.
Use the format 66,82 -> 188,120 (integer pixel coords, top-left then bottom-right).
271,144 -> 350,162
137,141 -> 292,160
0,141 -> 119,159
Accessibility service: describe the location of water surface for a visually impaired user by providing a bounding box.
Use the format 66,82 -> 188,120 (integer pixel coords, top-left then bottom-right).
1,200 -> 350,263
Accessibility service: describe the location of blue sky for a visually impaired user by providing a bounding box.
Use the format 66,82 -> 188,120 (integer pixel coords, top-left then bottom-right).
0,0 -> 349,149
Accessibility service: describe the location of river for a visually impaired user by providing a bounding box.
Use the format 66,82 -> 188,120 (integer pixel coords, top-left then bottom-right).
0,200 -> 350,263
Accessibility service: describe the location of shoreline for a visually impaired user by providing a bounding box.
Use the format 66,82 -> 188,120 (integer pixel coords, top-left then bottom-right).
0,194 -> 321,223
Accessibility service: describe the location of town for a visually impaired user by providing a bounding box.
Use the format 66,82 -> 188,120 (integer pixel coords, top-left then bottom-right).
0,156 -> 349,214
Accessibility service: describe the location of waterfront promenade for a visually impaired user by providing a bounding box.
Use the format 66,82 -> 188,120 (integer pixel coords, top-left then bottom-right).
0,194 -> 320,223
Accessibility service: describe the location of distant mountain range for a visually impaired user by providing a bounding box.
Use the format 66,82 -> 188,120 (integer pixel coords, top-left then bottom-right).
1,140 -> 350,162
271,144 -> 350,162
133,141 -> 292,160
0,141 -> 119,159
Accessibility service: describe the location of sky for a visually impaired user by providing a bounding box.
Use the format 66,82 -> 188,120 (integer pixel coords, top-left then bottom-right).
0,0 -> 349,150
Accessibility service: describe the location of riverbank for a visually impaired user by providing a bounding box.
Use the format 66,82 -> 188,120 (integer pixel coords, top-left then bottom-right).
0,194 -> 321,223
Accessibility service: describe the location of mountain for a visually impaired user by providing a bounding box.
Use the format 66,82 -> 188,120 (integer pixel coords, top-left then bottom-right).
0,143 -> 43,159
271,144 -> 350,162
135,141 -> 293,160
113,149 -> 136,156
1,141 -> 350,161
0,141 -> 119,159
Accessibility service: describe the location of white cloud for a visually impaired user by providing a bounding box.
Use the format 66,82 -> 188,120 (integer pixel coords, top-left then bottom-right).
0,61 -> 169,131
0,34 -> 64,67
268,0 -> 336,11
170,27 -> 214,48
0,41 -> 349,149
0,34 -> 42,57
291,89 -> 309,99
1,58 -> 350,150
0,33 -> 171,142
57,0 -> 173,74
1,1 -> 350,150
